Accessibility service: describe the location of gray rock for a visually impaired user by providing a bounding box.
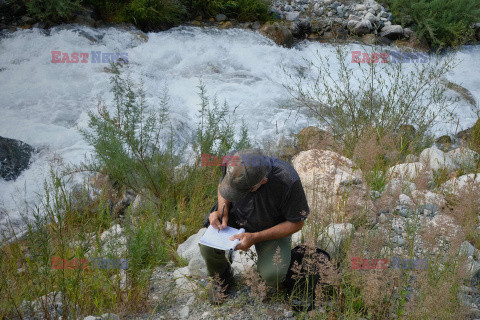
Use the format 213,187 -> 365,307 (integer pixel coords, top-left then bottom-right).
101,314 -> 119,320
418,203 -> 439,215
84,317 -> 102,320
460,241 -> 477,257
0,136 -> 35,181
336,6 -> 344,17
380,24 -> 403,39
285,310 -> 294,317
284,4 -> 293,11
215,13 -> 227,21
355,4 -> 366,11
179,306 -> 190,319
420,146 -> 458,172
403,27 -> 414,38
364,12 -> 376,23
317,223 -> 354,258
348,14 -> 361,21
285,11 -> 300,21
353,20 -> 373,35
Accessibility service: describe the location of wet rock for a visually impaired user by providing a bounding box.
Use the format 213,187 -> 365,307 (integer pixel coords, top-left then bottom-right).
259,22 -> 294,47
0,136 -> 34,181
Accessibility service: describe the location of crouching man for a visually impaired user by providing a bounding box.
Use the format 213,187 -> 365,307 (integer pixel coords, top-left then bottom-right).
200,149 -> 310,304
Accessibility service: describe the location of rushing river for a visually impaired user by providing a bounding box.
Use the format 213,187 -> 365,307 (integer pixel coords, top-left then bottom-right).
0,24 -> 479,225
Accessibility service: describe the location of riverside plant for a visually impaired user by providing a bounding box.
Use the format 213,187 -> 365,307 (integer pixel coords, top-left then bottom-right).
283,45 -> 458,158
0,64 -> 253,318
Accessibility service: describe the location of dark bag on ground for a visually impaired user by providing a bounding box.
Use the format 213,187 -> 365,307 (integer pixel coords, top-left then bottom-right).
284,244 -> 331,312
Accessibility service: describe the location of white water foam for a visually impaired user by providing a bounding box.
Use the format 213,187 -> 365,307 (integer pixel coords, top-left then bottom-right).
0,25 -> 479,224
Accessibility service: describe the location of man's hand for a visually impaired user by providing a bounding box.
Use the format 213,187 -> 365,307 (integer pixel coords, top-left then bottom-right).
230,233 -> 257,251
209,210 -> 228,230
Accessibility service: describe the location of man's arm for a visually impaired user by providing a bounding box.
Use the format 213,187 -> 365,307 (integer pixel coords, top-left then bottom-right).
209,184 -> 230,230
230,220 -> 304,251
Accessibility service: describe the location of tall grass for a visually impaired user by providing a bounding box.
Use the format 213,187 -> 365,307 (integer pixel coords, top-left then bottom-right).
0,62 -> 252,318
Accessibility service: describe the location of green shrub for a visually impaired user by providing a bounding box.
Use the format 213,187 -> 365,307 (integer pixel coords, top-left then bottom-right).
283,46 -> 458,158
25,0 -> 82,22
387,0 -> 480,48
186,0 -> 271,22
121,0 -> 187,30
80,63 -> 177,197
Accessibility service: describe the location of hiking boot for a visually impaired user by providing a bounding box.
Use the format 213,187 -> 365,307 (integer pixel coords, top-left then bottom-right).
208,265 -> 234,305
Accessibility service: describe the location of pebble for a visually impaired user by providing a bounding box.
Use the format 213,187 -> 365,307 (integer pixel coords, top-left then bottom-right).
179,306 -> 190,319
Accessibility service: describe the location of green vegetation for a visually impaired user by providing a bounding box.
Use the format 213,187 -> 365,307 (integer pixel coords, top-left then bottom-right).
18,0 -> 272,29
386,0 -> 480,48
0,63 -> 250,318
25,0 -> 83,22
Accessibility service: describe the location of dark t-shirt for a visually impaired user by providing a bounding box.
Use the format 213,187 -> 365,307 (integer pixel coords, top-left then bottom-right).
205,152 -> 310,233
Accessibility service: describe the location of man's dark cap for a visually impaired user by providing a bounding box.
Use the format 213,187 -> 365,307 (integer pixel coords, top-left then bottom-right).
219,149 -> 271,202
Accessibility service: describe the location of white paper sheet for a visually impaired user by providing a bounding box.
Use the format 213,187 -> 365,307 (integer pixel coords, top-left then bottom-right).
199,225 -> 245,251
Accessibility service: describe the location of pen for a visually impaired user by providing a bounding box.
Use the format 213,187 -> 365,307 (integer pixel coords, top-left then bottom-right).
218,202 -> 226,233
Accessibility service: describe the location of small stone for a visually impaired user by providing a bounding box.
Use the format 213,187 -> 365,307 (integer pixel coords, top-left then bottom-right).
364,12 -> 376,23
101,314 -> 119,320
355,4 -> 366,11
201,312 -> 211,319
179,306 -> 190,319
284,4 -> 293,11
285,310 -> 294,317
378,213 -> 387,224
219,21 -> 233,29
286,11 -> 300,21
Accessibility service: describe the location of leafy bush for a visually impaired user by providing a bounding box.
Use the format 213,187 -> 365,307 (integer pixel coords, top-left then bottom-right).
195,81 -> 251,156
387,0 -> 480,48
80,63 -> 176,197
186,0 -> 271,22
121,0 -> 187,30
25,0 -> 82,22
283,46 -> 457,158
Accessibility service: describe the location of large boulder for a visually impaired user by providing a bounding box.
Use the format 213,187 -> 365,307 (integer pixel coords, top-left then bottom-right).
419,146 -> 458,172
387,162 -> 430,181
441,173 -> 480,196
447,147 -> 479,169
0,136 -> 34,181
292,149 -> 372,222
353,20 -> 373,36
259,22 -> 294,47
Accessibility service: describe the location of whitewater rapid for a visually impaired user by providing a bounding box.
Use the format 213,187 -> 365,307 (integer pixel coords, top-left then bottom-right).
0,24 -> 479,223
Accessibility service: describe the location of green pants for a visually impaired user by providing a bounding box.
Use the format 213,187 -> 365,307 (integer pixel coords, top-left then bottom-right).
199,235 -> 292,287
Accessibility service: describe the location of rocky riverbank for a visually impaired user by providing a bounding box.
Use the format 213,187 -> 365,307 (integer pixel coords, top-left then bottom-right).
3,0 -> 478,50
